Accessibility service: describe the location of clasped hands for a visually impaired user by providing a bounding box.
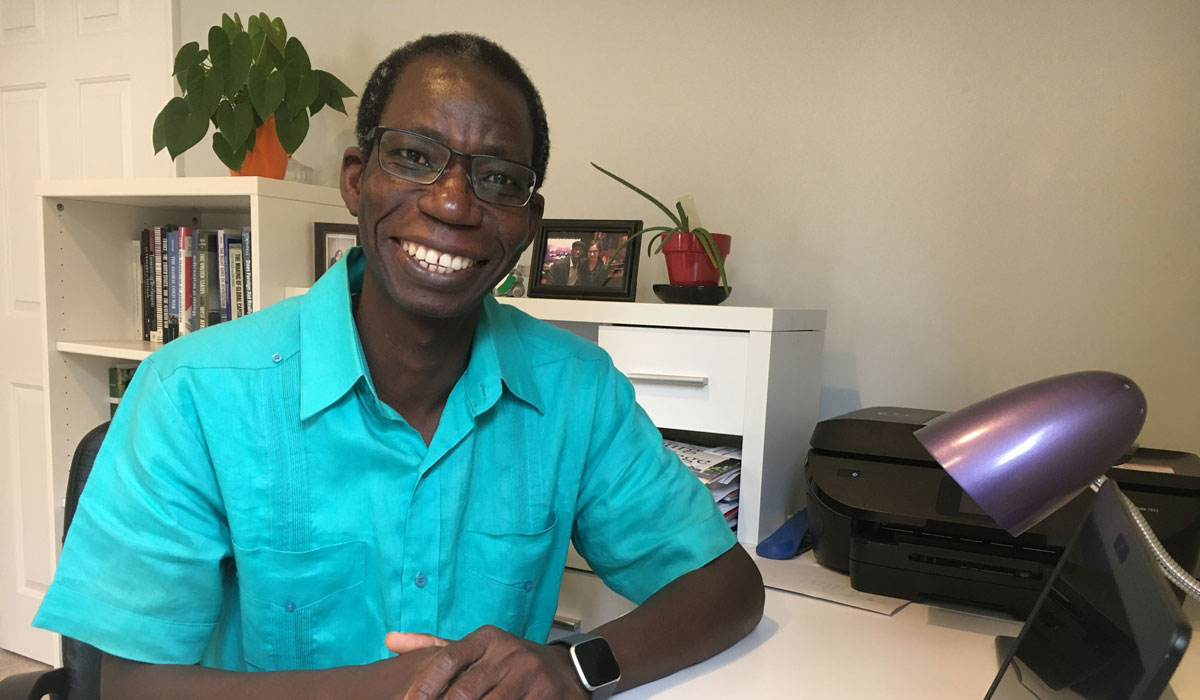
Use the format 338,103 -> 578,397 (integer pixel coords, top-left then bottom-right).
384,626 -> 588,700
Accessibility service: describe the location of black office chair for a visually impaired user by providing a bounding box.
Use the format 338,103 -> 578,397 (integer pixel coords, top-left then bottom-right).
0,421 -> 109,700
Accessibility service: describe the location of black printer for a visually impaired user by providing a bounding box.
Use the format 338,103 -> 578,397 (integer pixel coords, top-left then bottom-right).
806,407 -> 1200,618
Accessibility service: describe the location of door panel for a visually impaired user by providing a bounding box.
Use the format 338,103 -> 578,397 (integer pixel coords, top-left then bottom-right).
0,0 -> 176,663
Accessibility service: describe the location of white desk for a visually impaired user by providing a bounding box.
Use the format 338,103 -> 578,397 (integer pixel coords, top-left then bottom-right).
618,586 -> 1200,699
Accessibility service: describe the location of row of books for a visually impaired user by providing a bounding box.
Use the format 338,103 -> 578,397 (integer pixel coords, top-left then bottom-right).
138,226 -> 254,344
665,439 -> 742,531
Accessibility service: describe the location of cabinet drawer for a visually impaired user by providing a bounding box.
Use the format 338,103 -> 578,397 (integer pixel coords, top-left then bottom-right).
555,568 -> 635,636
598,325 -> 748,435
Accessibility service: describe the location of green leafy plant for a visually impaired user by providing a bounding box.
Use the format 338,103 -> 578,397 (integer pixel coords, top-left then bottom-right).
152,12 -> 356,171
592,162 -> 729,291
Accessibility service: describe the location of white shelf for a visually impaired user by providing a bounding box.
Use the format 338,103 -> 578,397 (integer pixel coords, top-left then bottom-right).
56,340 -> 154,362
497,297 -> 825,332
36,176 -> 346,209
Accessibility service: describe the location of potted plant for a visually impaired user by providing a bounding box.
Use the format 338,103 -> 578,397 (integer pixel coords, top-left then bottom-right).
152,12 -> 356,178
592,163 -> 730,294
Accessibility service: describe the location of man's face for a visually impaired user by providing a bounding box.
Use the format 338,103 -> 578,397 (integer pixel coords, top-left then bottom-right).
571,244 -> 584,263
341,55 -> 544,319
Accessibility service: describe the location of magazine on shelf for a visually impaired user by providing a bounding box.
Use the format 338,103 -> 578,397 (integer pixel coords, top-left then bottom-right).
664,439 -> 742,530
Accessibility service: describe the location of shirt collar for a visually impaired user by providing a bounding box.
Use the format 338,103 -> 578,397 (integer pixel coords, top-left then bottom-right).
472,296 -> 544,415
299,248 -> 544,421
299,247 -> 369,421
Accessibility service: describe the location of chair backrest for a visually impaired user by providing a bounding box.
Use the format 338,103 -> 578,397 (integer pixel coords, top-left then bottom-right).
60,421 -> 109,700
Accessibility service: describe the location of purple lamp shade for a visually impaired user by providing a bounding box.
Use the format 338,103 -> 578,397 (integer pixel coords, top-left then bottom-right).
914,371 -> 1146,536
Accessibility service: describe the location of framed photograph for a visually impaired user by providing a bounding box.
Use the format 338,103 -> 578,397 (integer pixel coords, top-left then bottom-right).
528,219 -> 642,301
314,222 -> 359,281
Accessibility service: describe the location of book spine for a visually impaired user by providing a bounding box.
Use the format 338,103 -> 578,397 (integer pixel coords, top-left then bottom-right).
217,230 -> 229,323
151,226 -> 164,344
179,227 -> 194,335
205,232 -> 220,326
166,228 -> 179,342
158,227 -> 169,343
196,231 -> 208,329
140,229 -> 151,341
241,228 -> 253,314
230,243 -> 244,320
129,239 -> 143,341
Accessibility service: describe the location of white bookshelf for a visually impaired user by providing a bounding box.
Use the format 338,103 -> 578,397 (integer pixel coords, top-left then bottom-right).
37,177 -> 355,540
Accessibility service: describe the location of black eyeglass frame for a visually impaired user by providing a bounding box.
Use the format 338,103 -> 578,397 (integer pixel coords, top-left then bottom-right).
366,127 -> 538,208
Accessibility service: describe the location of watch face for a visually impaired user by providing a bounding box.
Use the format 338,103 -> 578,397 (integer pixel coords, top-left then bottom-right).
573,637 -> 620,688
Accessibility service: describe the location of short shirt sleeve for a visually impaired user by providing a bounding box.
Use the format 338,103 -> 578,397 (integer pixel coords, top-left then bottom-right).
571,360 -> 737,604
33,359 -> 231,664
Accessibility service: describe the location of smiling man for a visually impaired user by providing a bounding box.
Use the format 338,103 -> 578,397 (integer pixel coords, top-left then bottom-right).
34,33 -> 763,700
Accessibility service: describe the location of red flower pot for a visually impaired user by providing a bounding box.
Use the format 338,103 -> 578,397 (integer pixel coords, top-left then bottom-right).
229,116 -> 289,179
663,232 -> 731,286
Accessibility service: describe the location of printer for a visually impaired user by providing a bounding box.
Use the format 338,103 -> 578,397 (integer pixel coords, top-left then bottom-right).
805,407 -> 1200,618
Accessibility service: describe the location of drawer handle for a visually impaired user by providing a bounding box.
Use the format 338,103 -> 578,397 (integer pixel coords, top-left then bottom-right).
552,615 -> 582,632
625,372 -> 709,388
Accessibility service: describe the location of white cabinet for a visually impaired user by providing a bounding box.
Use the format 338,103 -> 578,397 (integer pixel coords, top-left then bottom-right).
36,177 -> 355,545
498,298 -> 825,633
499,297 -> 826,546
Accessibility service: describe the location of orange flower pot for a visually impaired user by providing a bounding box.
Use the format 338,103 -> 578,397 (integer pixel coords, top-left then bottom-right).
230,116 -> 289,179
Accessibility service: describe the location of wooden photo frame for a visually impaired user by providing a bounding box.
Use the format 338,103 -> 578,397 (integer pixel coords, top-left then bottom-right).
314,222 -> 359,281
528,219 -> 642,301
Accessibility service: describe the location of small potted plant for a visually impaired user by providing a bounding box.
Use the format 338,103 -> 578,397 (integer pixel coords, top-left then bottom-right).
152,12 -> 356,178
592,163 -> 730,296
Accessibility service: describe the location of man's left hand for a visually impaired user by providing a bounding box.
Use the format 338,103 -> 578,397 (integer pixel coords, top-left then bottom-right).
385,625 -> 586,700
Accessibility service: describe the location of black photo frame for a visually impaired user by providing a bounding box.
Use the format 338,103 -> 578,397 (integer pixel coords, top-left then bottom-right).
314,222 -> 359,281
528,219 -> 642,301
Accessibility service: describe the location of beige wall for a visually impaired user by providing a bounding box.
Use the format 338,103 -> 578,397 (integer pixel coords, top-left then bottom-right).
180,1 -> 1200,452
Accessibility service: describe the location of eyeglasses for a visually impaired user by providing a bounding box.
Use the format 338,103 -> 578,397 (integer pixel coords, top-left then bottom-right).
368,127 -> 538,207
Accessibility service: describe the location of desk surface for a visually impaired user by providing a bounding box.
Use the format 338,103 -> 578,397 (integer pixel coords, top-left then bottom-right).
618,587 -> 1200,699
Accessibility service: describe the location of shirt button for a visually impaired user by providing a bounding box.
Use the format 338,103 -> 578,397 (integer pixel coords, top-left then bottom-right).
415,573 -> 427,588
284,601 -> 296,613
271,352 -> 282,363
523,581 -> 533,592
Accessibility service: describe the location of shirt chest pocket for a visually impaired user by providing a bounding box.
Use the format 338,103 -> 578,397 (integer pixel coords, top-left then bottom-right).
233,540 -> 368,671
459,513 -> 559,638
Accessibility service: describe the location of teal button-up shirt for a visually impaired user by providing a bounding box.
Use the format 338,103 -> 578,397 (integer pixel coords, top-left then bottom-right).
34,247 -> 735,671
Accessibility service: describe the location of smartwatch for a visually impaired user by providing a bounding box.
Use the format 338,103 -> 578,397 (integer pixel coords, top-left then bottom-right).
551,632 -> 621,699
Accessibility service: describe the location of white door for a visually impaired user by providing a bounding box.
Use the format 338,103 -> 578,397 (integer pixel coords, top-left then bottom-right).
0,0 -> 177,663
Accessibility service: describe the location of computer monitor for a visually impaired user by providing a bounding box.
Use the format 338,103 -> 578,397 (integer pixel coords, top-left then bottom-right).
985,480 -> 1191,699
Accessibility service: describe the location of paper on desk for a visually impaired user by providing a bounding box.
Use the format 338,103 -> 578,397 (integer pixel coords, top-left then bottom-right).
749,549 -> 910,616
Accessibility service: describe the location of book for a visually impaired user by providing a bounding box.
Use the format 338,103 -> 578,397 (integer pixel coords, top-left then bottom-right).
139,229 -> 152,341
166,228 -> 179,342
241,228 -> 253,314
157,226 -> 170,343
230,241 -> 244,319
149,227 -> 163,344
217,229 -> 242,322
130,239 -> 144,341
178,227 -> 194,336
204,231 -> 221,326
195,231 -> 213,329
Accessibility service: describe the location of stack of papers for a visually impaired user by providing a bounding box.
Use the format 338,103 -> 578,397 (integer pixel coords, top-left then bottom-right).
665,440 -> 741,530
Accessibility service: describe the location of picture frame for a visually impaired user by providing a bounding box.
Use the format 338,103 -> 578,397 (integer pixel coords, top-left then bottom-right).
528,219 -> 642,301
314,222 -> 359,281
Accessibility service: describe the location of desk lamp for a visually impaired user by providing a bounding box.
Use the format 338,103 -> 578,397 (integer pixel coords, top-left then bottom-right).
913,370 -> 1200,600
